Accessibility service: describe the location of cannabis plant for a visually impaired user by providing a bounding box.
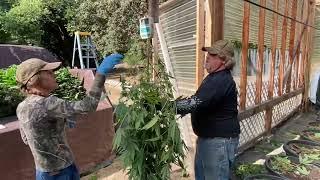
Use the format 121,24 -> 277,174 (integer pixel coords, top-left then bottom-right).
113,62 -> 186,180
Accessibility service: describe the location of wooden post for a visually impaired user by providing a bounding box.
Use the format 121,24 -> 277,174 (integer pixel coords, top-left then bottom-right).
205,0 -> 213,47
265,0 -> 279,133
285,0 -> 298,93
150,0 -> 160,81
240,1 -> 250,110
196,0 -> 205,87
212,0 -> 224,42
255,0 -> 266,104
300,0 -> 308,88
295,1 -> 304,89
278,0 -> 289,96
303,0 -> 316,111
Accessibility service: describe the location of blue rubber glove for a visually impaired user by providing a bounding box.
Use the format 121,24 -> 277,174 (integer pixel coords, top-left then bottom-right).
97,53 -> 124,75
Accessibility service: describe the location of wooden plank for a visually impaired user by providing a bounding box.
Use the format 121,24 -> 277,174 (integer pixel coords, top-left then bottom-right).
278,0 -> 289,96
212,0 -> 224,42
240,1 -> 250,110
266,0 -> 279,133
300,0 -> 308,88
196,0 -> 205,87
303,0 -> 316,111
150,0 -> 160,81
255,0 -> 266,104
285,0 -> 298,93
239,88 -> 303,120
152,30 -> 159,81
149,0 -> 160,23
205,0 -> 213,47
295,2 -> 303,89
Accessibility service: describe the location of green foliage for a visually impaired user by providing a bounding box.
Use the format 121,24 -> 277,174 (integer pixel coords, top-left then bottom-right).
123,38 -> 148,67
53,68 -> 87,101
113,62 -> 186,180
0,65 -> 24,118
235,163 -> 266,180
0,0 -> 75,63
0,0 -> 46,45
68,0 -> 148,55
231,40 -> 266,49
270,155 -> 317,177
0,66 -> 87,118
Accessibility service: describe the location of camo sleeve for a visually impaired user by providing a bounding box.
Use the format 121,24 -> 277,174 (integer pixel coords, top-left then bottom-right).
19,126 -> 28,145
44,73 -> 106,119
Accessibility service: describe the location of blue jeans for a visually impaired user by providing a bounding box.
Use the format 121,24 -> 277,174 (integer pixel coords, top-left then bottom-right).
195,137 -> 239,180
36,164 -> 80,180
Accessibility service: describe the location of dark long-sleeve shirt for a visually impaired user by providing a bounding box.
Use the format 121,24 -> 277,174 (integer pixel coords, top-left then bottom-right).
176,70 -> 240,138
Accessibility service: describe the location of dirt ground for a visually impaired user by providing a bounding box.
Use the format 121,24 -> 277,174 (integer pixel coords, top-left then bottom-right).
81,159 -> 192,180
80,103 -> 320,180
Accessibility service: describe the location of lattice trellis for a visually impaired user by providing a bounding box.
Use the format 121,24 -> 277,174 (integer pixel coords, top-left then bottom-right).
272,94 -> 302,127
246,82 -> 256,107
239,111 -> 265,146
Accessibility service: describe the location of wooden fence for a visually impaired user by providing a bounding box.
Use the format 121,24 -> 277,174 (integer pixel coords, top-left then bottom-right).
158,0 -> 317,152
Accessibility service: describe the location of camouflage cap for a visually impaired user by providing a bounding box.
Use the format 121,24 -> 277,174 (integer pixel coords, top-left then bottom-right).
16,58 -> 61,85
202,40 -> 234,60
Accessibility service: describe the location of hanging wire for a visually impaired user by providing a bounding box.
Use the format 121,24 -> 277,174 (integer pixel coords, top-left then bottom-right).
243,0 -> 320,30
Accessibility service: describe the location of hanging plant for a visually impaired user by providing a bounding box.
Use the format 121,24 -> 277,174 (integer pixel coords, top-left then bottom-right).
113,61 -> 186,180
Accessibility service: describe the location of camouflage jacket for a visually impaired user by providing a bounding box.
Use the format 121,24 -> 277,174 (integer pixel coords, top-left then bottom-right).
16,74 -> 106,172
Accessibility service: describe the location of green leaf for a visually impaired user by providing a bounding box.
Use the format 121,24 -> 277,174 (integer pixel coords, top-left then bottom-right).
296,166 -> 310,176
315,133 -> 320,138
145,136 -> 160,142
141,115 -> 159,130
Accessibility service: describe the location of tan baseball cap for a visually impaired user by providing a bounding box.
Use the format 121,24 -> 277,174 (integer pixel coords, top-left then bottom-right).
202,40 -> 234,59
16,58 -> 61,85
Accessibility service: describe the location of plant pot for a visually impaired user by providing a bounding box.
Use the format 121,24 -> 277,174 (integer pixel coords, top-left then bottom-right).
244,174 -> 289,180
265,155 -> 320,180
308,121 -> 320,130
301,129 -> 320,143
283,140 -> 320,157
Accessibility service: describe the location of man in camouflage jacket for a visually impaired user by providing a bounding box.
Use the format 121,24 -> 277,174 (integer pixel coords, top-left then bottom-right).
16,54 -> 123,180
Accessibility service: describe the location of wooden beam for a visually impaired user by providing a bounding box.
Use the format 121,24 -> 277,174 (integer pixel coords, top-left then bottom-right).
268,0 -> 279,100
285,0 -> 298,93
239,88 -> 303,120
266,0 -> 279,133
205,0 -> 213,47
149,0 -> 160,23
303,0 -> 316,111
300,0 -> 308,88
255,0 -> 266,104
240,1 -> 250,110
196,0 -> 205,87
212,0 -> 224,42
278,0 -> 289,96
150,0 -> 160,80
295,1 -> 304,89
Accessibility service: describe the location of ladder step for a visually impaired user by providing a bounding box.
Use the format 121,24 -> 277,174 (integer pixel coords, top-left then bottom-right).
82,56 -> 97,58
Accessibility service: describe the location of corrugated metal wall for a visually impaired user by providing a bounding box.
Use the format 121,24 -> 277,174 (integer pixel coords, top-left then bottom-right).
159,0 -> 197,96
224,0 -> 304,49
